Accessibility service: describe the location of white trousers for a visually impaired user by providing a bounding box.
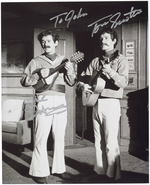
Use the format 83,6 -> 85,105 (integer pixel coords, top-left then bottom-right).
29,95 -> 67,177
92,98 -> 121,180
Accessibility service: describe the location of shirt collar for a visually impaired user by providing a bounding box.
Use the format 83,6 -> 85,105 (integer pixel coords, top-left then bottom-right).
39,54 -> 65,65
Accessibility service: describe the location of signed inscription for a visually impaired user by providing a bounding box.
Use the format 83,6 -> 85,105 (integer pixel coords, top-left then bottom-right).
50,6 -> 142,37
25,96 -> 67,120
50,8 -> 88,28
88,6 -> 142,37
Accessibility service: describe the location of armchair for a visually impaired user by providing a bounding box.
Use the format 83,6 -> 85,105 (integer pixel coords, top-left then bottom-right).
2,99 -> 33,145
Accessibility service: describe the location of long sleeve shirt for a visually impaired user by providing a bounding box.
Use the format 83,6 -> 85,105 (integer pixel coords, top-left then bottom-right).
20,54 -> 76,96
78,51 -> 128,99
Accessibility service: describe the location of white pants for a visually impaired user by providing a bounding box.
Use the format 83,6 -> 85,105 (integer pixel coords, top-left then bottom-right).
29,95 -> 67,177
92,98 -> 121,180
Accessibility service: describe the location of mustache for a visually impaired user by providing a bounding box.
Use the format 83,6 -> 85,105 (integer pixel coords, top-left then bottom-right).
100,43 -> 109,46
43,46 -> 51,49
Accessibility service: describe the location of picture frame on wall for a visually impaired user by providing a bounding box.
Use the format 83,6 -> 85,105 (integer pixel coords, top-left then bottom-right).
126,41 -> 134,49
122,40 -> 136,72
122,39 -> 137,89
126,49 -> 134,56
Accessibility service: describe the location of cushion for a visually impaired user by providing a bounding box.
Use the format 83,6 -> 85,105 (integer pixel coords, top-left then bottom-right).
2,121 -> 17,133
2,99 -> 24,122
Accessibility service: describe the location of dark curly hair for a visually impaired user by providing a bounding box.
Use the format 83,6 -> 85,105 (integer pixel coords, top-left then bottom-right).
38,29 -> 59,44
99,28 -> 118,48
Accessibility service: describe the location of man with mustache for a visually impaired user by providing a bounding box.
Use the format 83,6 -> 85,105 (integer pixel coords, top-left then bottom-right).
20,29 -> 76,183
77,28 -> 128,181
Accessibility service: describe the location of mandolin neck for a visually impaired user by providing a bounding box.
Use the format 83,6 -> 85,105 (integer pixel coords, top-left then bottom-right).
50,58 -> 68,75
91,51 -> 119,86
91,68 -> 103,86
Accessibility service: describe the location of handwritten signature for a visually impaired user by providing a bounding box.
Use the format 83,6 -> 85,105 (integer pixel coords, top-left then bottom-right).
25,95 -> 67,120
88,6 -> 142,37
50,8 -> 88,28
49,6 -> 142,37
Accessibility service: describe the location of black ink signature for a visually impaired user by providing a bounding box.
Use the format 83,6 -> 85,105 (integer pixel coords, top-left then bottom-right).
88,7 -> 142,37
50,8 -> 88,28
25,95 -> 67,120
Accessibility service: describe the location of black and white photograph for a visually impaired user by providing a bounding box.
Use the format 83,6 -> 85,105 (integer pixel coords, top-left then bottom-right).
1,1 -> 148,184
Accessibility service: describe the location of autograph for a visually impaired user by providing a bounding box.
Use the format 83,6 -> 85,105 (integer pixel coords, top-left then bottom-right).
49,6 -> 142,37
25,95 -> 67,120
50,8 -> 88,28
88,7 -> 142,37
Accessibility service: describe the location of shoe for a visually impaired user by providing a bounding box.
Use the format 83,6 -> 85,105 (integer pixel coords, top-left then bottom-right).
33,176 -> 48,184
88,174 -> 114,183
53,172 -> 72,180
88,174 -> 102,182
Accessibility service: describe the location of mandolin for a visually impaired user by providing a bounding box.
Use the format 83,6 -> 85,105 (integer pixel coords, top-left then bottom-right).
32,51 -> 84,92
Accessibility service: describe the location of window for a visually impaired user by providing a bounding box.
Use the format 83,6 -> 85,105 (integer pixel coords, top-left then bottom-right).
2,41 -> 26,75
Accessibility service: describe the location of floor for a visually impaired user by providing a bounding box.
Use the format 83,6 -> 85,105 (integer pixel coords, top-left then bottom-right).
2,137 -> 149,184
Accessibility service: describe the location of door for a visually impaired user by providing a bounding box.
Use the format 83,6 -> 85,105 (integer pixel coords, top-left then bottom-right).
34,27 -> 76,146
